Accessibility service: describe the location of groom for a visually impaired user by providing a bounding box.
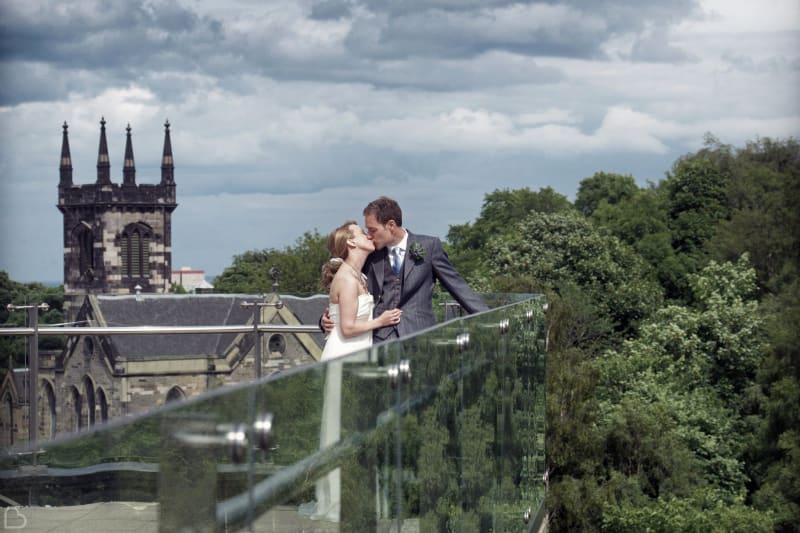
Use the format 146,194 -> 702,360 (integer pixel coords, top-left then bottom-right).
323,196 -> 489,341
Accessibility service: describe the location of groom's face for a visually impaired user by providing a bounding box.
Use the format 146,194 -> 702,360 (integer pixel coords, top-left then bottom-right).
364,213 -> 394,250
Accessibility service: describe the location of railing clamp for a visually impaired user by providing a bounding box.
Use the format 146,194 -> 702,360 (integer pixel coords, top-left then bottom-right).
388,359 -> 411,389
254,413 -> 274,451
212,413 -> 276,463
456,332 -> 470,353
399,359 -> 411,384
226,423 -> 248,464
499,318 -> 510,335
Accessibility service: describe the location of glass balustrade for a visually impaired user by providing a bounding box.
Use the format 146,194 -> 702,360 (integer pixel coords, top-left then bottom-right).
0,296 -> 546,532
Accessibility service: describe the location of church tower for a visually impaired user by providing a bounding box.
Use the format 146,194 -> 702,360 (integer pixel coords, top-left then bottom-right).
58,119 -> 178,321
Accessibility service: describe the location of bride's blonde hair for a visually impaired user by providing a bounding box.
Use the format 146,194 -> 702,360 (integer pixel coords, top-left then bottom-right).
320,220 -> 357,289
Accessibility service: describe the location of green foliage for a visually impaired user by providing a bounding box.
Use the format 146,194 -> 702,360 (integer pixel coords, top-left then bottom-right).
575,171 -> 639,217
665,156 -> 729,256
750,280 -> 800,531
487,211 -> 662,336
602,490 -> 774,533
655,149 -> 731,300
706,137 -> 800,296
214,230 -> 328,295
0,271 -> 64,380
170,282 -> 188,294
446,187 -> 573,282
583,257 -> 770,530
589,187 -> 683,296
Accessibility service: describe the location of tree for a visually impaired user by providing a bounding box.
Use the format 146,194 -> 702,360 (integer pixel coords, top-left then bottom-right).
487,211 -> 663,337
214,230 -> 328,295
706,137 -> 800,296
750,280 -> 800,531
590,256 -> 770,529
446,187 -> 574,283
589,187 -> 682,298
575,172 -> 639,217
661,155 -> 730,299
0,272 -> 65,380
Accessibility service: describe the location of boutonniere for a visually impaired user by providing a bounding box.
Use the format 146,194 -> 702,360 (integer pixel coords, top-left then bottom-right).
409,242 -> 425,262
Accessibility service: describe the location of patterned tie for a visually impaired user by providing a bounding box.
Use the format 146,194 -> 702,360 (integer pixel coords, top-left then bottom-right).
391,247 -> 402,274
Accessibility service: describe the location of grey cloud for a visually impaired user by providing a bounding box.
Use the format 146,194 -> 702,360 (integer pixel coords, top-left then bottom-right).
309,0 -> 356,20
180,144 -> 437,197
0,62 -> 66,105
0,0 -> 705,106
722,50 -> 800,74
343,6 -> 608,61
0,0 -> 215,62
630,25 -> 696,63
0,0 -> 223,94
242,52 -> 563,92
337,0 -> 701,60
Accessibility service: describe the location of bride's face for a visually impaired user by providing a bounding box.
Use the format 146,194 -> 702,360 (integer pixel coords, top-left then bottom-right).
349,224 -> 375,252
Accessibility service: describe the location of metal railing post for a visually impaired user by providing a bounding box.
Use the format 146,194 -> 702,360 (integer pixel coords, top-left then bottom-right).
6,302 -> 49,447
240,266 -> 284,379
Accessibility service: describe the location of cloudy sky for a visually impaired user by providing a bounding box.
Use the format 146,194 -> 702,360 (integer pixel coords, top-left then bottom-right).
0,0 -> 798,284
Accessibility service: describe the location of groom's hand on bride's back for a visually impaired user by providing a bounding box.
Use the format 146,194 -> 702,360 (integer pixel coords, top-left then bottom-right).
319,307 -> 335,334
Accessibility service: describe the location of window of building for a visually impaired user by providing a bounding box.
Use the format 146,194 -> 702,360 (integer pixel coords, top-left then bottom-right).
74,223 -> 95,276
97,388 -> 109,422
83,377 -> 95,427
120,223 -> 152,278
268,334 -> 286,354
44,382 -> 56,439
84,337 -> 94,357
166,386 -> 185,403
5,396 -> 13,446
72,387 -> 82,431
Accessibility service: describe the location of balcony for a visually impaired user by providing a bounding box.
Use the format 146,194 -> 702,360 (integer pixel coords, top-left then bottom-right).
0,296 -> 546,532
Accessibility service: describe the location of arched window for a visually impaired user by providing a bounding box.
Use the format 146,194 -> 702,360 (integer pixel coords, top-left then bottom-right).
84,337 -> 94,357
72,387 -> 82,431
268,334 -> 286,354
5,396 -> 13,446
165,386 -> 185,404
120,223 -> 152,279
83,377 -> 96,427
97,388 -> 109,422
73,222 -> 95,278
43,382 -> 57,439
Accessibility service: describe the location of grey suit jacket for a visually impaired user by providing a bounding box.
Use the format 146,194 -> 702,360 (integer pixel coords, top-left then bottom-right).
366,231 -> 488,341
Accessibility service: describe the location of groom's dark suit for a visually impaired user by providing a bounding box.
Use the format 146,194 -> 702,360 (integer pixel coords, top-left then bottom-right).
366,230 -> 488,341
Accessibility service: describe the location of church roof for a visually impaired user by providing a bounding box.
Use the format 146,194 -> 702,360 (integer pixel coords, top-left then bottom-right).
88,294 -> 328,360
0,369 -> 30,404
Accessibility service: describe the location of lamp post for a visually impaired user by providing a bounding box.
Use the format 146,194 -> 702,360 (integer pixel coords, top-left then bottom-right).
240,266 -> 283,379
6,302 -> 50,445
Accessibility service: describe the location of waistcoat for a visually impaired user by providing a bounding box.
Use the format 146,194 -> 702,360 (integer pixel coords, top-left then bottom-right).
373,256 -> 403,340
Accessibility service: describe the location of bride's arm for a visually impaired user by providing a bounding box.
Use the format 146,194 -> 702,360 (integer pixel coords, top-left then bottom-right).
336,277 -> 401,337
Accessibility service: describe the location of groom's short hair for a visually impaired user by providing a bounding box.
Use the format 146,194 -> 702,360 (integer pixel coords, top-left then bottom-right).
364,196 -> 403,227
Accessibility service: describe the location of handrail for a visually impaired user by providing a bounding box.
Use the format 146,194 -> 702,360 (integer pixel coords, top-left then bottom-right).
0,324 -> 321,336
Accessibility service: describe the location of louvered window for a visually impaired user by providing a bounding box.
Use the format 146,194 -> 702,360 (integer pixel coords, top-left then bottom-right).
121,224 -> 151,278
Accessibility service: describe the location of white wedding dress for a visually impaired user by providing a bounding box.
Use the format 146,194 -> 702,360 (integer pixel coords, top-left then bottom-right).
321,293 -> 375,360
314,293 -> 374,522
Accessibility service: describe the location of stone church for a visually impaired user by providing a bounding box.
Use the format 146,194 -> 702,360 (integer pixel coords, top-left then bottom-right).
0,120 -> 327,448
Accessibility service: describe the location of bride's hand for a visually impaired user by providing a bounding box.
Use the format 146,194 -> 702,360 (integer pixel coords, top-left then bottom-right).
378,308 -> 402,327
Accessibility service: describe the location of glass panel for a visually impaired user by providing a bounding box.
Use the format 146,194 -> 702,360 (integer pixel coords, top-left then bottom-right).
394,297 -> 547,532
0,296 -> 546,532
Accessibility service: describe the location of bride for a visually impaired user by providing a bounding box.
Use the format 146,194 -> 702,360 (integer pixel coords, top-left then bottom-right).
320,220 -> 402,358
313,220 -> 401,522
